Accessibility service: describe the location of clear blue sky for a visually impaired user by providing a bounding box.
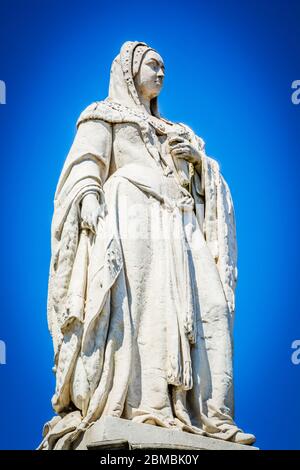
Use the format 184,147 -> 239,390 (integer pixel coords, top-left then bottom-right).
0,0 -> 299,450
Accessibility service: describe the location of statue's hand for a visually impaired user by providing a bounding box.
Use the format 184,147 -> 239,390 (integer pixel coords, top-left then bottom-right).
80,193 -> 104,234
169,137 -> 203,165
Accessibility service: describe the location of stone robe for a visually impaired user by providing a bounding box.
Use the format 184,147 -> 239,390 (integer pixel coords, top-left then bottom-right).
40,44 -> 245,450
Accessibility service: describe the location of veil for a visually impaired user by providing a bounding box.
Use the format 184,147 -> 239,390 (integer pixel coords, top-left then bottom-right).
108,40 -> 161,118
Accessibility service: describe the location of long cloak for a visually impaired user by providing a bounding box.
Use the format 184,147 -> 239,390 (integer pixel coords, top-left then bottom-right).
39,41 -> 248,450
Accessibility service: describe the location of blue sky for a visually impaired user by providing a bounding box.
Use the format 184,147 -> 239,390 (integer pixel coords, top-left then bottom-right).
0,0 -> 299,450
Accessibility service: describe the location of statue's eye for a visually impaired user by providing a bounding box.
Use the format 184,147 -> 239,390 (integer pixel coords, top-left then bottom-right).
146,60 -> 164,73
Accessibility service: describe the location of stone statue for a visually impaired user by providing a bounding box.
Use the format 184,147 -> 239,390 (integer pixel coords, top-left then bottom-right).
39,41 -> 255,450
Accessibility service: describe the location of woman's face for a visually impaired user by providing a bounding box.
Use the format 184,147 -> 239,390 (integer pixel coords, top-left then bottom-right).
134,50 -> 165,100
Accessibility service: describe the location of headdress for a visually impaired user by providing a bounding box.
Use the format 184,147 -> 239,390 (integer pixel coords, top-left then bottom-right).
108,40 -> 160,117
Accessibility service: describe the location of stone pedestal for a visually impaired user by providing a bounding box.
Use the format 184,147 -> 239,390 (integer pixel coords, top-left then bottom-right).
74,416 -> 258,451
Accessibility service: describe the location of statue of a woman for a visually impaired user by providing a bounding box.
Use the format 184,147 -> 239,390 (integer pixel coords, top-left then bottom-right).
40,41 -> 255,449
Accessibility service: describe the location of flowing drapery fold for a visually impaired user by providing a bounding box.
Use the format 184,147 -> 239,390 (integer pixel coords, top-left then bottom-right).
39,41 -> 255,450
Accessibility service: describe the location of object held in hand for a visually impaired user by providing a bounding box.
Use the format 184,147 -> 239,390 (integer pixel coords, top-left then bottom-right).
168,133 -> 194,192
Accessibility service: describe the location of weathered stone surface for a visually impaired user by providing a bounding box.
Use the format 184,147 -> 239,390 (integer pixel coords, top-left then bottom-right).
75,417 -> 258,451
39,40 -> 256,451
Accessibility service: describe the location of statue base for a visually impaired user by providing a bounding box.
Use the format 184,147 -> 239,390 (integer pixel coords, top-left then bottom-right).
74,416 -> 258,451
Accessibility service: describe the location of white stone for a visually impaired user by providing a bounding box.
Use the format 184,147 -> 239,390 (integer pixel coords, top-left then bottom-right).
75,417 -> 258,451
39,41 -> 256,450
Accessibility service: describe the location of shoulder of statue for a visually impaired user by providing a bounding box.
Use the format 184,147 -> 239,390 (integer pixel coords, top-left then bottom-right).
177,122 -> 193,136
177,123 -> 206,148
76,100 -> 119,127
76,99 -> 146,128
205,155 -> 220,174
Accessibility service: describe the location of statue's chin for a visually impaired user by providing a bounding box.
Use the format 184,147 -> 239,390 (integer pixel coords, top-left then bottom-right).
146,83 -> 163,99
149,89 -> 162,100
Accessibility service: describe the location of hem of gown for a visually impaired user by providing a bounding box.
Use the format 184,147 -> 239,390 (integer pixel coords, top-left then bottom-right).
38,410 -> 255,450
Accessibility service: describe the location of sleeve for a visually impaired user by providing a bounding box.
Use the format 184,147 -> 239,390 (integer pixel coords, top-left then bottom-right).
52,119 -> 113,240
55,119 -> 113,202
48,118 -> 112,358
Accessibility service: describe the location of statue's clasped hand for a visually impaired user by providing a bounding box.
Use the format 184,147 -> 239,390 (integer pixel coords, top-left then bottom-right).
168,136 -> 202,165
80,193 -> 106,234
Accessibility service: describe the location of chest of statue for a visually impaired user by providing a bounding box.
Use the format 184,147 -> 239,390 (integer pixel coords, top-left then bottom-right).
111,120 -> 190,178
112,122 -> 160,171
